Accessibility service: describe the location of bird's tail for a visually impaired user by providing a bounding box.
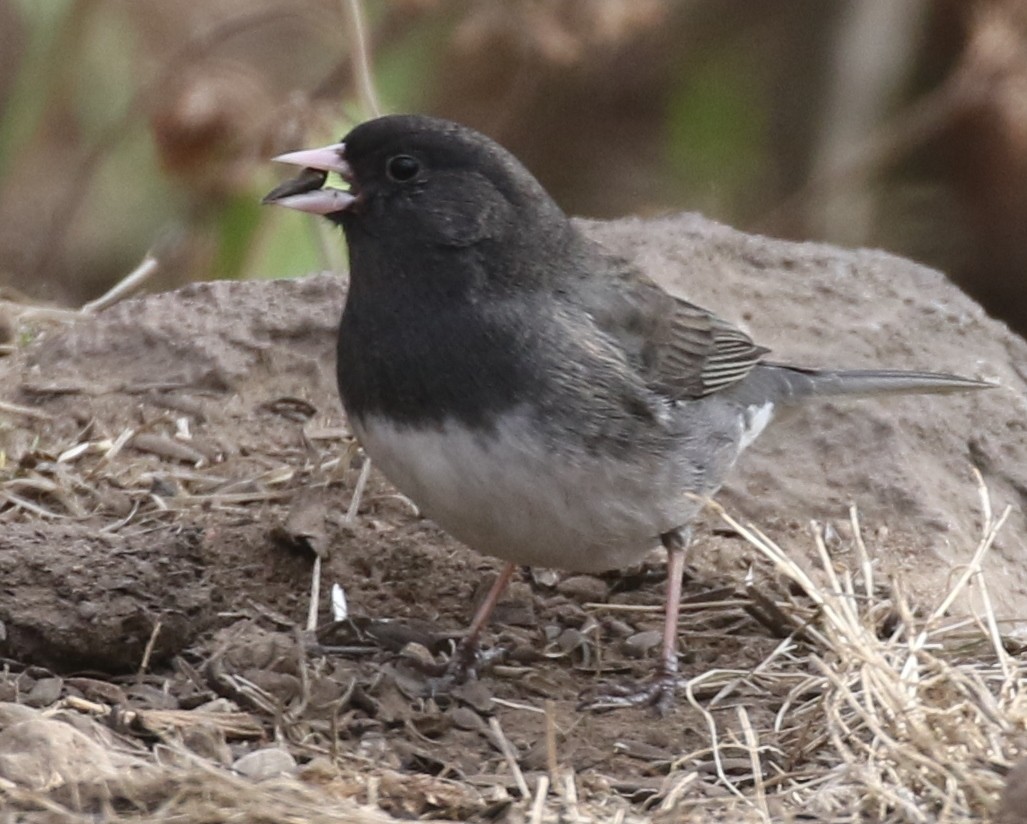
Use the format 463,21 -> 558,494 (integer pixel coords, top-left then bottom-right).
760,363 -> 996,404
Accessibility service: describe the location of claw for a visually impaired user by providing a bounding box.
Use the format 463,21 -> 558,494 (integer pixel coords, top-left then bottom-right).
578,670 -> 684,715
422,640 -> 510,697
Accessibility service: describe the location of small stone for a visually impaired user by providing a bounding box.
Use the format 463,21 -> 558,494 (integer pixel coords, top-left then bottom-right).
604,618 -> 636,638
24,678 -> 62,708
531,568 -> 560,588
622,630 -> 662,659
399,641 -> 436,668
451,680 -> 493,714
0,718 -> 117,790
556,575 -> 608,601
238,669 -> 300,704
450,706 -> 486,731
125,683 -> 179,710
232,747 -> 297,780
182,724 -> 231,765
557,627 -> 587,654
492,600 -> 536,627
65,677 -> 127,706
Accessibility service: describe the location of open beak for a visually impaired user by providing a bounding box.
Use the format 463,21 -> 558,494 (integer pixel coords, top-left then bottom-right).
262,142 -> 356,215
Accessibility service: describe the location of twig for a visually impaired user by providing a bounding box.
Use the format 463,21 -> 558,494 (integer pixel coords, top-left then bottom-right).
560,769 -> 582,824
307,555 -> 322,632
488,716 -> 530,800
491,697 -> 546,714
529,774 -> 549,824
924,472 -> 1010,625
138,618 -> 163,675
545,699 -> 559,780
681,669 -> 751,808
345,456 -> 372,524
737,705 -> 769,821
0,492 -> 68,519
0,399 -> 54,421
80,252 -> 159,314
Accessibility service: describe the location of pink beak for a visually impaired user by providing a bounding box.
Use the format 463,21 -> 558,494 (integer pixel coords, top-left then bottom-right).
264,142 -> 356,215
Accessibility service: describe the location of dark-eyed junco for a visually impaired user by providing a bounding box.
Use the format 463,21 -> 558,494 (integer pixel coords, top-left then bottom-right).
265,114 -> 992,712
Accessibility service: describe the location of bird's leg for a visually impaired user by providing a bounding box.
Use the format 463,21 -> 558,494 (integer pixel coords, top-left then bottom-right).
656,528 -> 687,688
579,527 -> 690,714
448,561 -> 517,679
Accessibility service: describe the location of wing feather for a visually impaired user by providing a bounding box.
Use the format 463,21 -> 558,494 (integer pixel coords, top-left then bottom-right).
578,256 -> 769,400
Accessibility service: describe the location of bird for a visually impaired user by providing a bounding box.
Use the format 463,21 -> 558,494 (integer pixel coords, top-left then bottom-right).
264,114 -> 993,712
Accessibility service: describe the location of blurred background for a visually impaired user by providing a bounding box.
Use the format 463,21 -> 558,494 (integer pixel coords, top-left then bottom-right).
0,0 -> 1025,336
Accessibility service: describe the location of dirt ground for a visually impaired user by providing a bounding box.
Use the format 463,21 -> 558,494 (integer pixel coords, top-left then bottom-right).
1,213 -> 1026,821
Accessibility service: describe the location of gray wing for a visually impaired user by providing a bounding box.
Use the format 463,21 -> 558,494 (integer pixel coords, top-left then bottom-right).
575,257 -> 769,400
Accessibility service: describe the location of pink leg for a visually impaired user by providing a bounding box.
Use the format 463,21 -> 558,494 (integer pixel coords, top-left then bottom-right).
452,561 -> 517,675
579,528 -> 689,714
463,561 -> 517,649
659,530 -> 686,680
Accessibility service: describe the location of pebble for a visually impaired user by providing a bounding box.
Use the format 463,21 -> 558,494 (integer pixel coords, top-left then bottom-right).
232,747 -> 297,780
182,724 -> 232,766
65,677 -> 127,706
557,627 -> 587,654
451,680 -> 493,714
604,617 -> 637,638
0,718 -> 117,790
24,678 -> 62,708
450,706 -> 486,732
125,683 -> 179,710
622,630 -> 662,659
531,568 -> 560,588
556,575 -> 608,601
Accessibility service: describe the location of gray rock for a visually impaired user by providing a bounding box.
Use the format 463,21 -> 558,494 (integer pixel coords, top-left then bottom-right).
232,746 -> 297,780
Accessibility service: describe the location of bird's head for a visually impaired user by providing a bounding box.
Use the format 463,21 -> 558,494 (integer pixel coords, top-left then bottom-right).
264,114 -> 566,250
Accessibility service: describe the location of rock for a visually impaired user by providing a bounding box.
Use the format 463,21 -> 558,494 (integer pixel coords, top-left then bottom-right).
0,718 -> 117,790
556,575 -> 608,601
0,524 -> 213,672
65,676 -> 128,705
0,702 -> 38,730
232,746 -> 297,779
23,677 -> 62,708
622,630 -> 663,659
181,723 -> 232,766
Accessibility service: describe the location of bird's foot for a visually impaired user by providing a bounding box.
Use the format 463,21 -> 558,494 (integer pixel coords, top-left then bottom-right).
449,637 -> 509,681
417,638 -> 509,694
577,669 -> 684,716
416,561 -> 517,692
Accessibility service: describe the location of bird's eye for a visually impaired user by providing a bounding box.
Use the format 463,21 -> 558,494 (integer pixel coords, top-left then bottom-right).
386,154 -> 420,182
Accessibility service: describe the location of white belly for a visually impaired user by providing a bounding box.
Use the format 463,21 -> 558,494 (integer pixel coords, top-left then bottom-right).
351,413 -> 702,572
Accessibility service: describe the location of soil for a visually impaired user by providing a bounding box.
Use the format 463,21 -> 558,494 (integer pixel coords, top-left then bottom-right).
0,212 -> 1025,820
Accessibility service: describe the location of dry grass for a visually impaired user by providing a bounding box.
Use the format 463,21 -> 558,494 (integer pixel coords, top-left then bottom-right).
686,472 -> 1021,822
0,465 -> 1021,823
